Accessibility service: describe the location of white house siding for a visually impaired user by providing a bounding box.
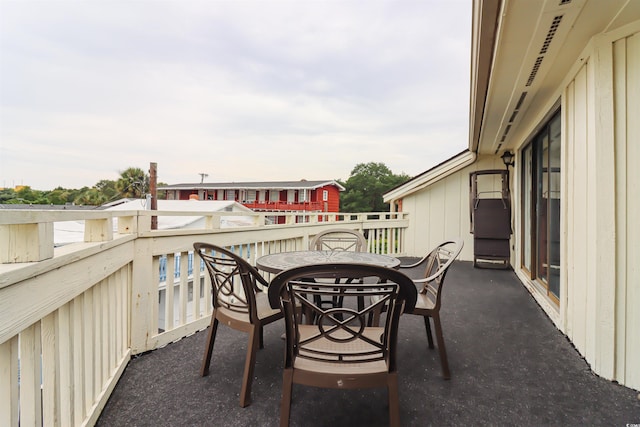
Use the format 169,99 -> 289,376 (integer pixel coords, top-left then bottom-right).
562,25 -> 640,389
402,155 -> 509,262
401,20 -> 640,393
613,28 -> 640,390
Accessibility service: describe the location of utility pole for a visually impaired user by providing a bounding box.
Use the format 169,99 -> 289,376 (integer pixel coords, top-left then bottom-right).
150,162 -> 158,230
198,173 -> 208,183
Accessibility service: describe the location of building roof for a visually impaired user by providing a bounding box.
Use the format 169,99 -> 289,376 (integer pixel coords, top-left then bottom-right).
383,150 -> 476,202
159,180 -> 345,192
54,199 -> 255,245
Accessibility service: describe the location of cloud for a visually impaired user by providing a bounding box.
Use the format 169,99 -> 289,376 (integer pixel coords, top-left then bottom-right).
0,0 -> 471,190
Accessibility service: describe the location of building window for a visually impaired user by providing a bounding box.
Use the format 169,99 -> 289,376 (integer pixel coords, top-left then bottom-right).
520,110 -> 561,303
322,190 -> 328,201
225,190 -> 235,201
246,190 -> 256,202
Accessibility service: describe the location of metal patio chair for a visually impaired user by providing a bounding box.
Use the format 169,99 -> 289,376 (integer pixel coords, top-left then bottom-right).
309,228 -> 367,252
194,242 -> 283,407
268,263 -> 417,427
308,229 -> 368,317
400,238 -> 464,380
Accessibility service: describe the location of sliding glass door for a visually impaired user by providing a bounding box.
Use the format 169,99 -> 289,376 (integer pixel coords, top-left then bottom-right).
521,111 -> 561,303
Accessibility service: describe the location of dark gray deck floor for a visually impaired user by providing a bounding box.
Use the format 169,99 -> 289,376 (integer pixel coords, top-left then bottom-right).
96,261 -> 640,426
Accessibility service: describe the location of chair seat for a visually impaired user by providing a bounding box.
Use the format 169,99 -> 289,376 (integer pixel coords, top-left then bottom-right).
293,325 -> 388,375
413,293 -> 435,311
218,291 -> 281,323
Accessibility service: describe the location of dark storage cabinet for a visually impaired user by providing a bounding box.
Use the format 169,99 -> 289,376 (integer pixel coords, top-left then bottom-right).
469,170 -> 512,268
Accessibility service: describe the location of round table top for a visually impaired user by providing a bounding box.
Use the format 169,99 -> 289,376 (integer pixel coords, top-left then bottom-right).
256,250 -> 401,274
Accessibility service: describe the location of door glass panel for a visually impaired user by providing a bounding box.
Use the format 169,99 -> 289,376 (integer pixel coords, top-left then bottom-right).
547,115 -> 561,299
536,133 -> 549,285
522,145 -> 532,272
520,110 -> 561,304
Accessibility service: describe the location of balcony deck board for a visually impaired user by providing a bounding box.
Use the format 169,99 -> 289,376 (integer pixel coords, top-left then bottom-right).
96,261 -> 640,426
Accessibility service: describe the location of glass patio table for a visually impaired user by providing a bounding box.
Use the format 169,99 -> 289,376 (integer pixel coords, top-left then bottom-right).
257,250 -> 401,322
256,250 -> 401,274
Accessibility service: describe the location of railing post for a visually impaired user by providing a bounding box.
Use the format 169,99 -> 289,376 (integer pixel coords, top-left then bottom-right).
118,216 -> 137,234
130,236 -> 157,354
84,218 -> 114,242
205,214 -> 221,229
0,223 -> 54,263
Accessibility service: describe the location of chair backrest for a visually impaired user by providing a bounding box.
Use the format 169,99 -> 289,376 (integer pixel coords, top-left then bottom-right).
268,263 -> 417,372
415,238 -> 464,310
309,228 -> 367,252
194,242 -> 269,324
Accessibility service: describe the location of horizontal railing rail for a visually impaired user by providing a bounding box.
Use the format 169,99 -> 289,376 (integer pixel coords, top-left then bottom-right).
0,208 -> 409,427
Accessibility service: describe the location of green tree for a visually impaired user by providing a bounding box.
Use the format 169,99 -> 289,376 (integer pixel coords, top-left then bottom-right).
95,179 -> 118,201
45,187 -> 74,205
0,188 -> 17,203
74,188 -> 108,206
14,186 -> 48,204
116,167 -> 149,198
339,162 -> 411,212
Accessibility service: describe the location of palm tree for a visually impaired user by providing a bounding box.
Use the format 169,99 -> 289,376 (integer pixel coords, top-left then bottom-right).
116,167 -> 149,198
73,188 -> 108,206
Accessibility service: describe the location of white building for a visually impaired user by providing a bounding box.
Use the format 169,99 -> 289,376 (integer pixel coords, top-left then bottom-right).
54,199 -> 255,245
385,0 -> 640,391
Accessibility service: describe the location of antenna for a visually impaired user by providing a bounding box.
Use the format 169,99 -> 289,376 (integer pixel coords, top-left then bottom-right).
198,173 -> 208,183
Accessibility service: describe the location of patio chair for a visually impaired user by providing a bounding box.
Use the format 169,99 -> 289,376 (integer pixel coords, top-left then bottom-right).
309,228 -> 367,252
400,238 -> 464,380
309,229 -> 368,316
268,263 -> 417,427
193,242 -> 283,407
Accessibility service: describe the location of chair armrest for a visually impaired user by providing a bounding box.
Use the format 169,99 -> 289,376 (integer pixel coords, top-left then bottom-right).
399,255 -> 429,269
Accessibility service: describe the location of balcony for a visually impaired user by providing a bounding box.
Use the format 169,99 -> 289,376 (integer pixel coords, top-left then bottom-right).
0,208 -> 408,426
242,200 -> 324,212
1,209 -> 638,426
96,261 -> 640,426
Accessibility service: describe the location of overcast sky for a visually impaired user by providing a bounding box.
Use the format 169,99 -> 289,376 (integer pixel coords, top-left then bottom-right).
1,0 -> 471,191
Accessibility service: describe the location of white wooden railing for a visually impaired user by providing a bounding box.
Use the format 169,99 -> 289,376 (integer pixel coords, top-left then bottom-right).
0,209 -> 409,427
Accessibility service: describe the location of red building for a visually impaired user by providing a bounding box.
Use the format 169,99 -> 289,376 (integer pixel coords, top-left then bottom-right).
160,180 -> 344,213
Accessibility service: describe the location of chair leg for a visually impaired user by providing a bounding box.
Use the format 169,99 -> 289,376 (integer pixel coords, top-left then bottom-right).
387,372 -> 401,427
200,316 -> 219,377
280,368 -> 294,427
259,325 -> 265,349
423,316 -> 434,349
240,325 -> 260,407
432,314 -> 450,380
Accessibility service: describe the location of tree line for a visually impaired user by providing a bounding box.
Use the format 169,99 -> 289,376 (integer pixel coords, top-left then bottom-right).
1,163 -> 411,212
0,167 -> 159,207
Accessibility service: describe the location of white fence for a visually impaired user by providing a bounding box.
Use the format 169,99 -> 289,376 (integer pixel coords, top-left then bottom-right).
0,209 -> 408,426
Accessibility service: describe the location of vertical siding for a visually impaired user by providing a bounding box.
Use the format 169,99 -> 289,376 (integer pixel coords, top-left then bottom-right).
565,61 -> 593,363
402,155 -> 505,261
398,22 -> 640,393
614,31 -> 640,390
570,64 -> 590,356
563,28 -> 640,389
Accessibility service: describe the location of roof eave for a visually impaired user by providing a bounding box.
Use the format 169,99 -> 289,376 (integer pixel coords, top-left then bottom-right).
383,150 -> 477,202
469,0 -> 502,154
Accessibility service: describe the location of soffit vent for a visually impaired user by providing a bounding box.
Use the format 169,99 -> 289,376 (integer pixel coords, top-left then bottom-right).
526,56 -> 544,86
540,15 -> 563,54
499,12 -> 564,148
526,15 -> 563,87
560,0 -> 572,5
500,91 -> 527,143
515,91 -> 528,109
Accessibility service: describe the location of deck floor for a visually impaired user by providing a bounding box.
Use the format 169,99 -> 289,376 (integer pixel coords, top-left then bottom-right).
96,261 -> 640,426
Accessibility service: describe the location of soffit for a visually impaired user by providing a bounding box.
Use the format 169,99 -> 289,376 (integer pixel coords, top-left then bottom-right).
474,0 -> 634,155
